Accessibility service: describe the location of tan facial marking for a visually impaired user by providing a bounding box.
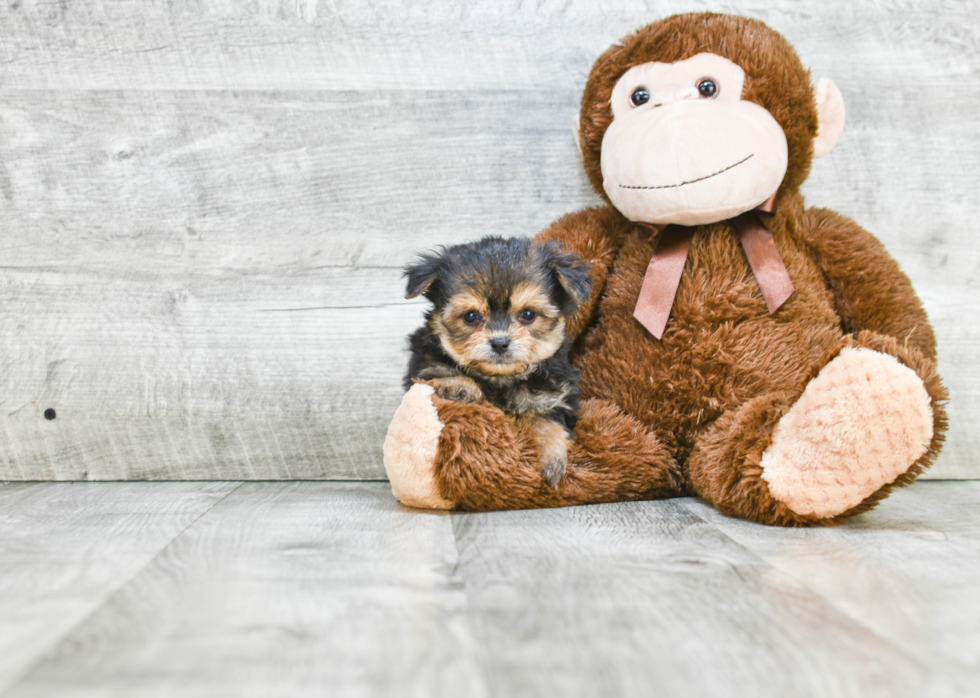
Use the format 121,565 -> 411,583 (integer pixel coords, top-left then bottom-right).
510,282 -> 559,319
436,322 -> 488,366
436,284 -> 567,376
434,289 -> 488,363
528,317 -> 566,363
443,290 -> 489,323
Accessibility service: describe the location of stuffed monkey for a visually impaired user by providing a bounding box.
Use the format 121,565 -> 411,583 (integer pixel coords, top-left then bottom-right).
383,13 -> 947,526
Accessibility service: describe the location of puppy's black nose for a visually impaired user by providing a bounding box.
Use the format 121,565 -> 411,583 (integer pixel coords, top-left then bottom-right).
489,337 -> 511,354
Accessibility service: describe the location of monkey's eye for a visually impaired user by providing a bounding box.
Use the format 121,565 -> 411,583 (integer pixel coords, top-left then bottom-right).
697,78 -> 718,98
463,310 -> 482,325
517,309 -> 536,324
630,87 -> 650,107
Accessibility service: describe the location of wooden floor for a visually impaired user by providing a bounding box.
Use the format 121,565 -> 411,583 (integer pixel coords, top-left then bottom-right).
1,481 -> 977,697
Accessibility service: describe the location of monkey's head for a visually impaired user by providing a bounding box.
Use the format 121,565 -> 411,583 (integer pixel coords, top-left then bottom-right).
576,13 -> 845,226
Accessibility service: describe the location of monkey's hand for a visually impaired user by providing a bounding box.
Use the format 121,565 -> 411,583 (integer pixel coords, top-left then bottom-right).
530,416 -> 572,489
430,376 -> 484,404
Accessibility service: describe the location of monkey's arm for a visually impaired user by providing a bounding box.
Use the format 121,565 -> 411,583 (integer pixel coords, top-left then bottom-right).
803,207 -> 936,361
384,388 -> 684,512
535,205 -> 632,342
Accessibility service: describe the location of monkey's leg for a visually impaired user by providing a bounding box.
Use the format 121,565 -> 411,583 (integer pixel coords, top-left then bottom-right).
384,384 -> 683,511
685,331 -> 947,526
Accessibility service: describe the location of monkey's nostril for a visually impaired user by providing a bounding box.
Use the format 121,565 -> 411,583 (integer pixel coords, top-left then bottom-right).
489,337 -> 511,354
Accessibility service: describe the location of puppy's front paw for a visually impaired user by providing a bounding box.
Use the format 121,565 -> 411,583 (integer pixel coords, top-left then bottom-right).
542,452 -> 568,489
531,417 -> 571,489
431,376 -> 484,403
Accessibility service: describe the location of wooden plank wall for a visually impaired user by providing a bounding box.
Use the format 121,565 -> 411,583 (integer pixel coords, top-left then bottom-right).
0,0 -> 976,480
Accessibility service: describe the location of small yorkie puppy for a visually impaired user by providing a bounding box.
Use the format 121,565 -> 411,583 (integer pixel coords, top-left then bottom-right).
403,235 -> 592,489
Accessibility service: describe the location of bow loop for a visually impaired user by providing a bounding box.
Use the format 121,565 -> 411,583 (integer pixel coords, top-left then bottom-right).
632,202 -> 794,339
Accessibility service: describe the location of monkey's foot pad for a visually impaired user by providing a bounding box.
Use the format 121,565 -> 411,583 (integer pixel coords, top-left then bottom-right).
760,347 -> 933,519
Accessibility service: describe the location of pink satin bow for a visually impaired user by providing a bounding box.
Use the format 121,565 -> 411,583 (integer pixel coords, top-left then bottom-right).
632,194 -> 794,339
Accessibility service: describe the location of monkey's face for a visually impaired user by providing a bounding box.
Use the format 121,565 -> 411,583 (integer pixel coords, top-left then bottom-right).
432,281 -> 566,377
599,53 -> 788,226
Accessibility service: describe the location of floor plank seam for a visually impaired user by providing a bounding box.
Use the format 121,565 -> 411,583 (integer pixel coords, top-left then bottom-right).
0,481 -> 245,697
450,512 -> 499,698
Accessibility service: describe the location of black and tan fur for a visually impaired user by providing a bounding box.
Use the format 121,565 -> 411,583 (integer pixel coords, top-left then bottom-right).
403,236 -> 592,487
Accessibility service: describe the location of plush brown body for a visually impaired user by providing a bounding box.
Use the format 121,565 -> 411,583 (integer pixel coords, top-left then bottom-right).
387,13 -> 947,526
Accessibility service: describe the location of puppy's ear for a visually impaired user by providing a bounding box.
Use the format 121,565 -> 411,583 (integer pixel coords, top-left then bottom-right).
403,252 -> 442,299
541,241 -> 592,310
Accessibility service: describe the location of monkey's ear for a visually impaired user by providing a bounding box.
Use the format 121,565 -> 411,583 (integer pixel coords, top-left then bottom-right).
813,77 -> 845,159
403,253 -> 442,299
543,242 -> 593,310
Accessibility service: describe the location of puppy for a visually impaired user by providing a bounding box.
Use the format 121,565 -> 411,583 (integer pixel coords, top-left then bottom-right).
402,236 -> 592,489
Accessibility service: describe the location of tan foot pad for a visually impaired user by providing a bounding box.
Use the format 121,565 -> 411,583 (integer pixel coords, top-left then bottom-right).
761,347 -> 933,519
382,384 -> 453,510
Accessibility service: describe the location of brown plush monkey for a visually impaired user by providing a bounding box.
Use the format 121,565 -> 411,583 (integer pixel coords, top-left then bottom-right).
383,13 -> 947,526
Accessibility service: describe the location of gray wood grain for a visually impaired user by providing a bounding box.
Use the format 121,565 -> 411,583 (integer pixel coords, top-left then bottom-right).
0,1 -> 972,92
0,481 -> 240,693
677,482 -> 980,690
2,482 -> 489,698
0,0 -> 976,479
451,497 -> 978,698
1,481 -> 977,697
0,89 -> 585,271
0,266 -> 426,480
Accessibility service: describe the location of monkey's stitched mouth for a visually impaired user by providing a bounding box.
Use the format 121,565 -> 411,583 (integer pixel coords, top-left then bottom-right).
619,154 -> 754,190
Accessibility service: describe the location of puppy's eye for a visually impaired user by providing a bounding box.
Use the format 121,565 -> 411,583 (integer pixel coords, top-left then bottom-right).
697,78 -> 718,98
630,87 -> 650,107
517,309 -> 536,324
463,310 -> 482,325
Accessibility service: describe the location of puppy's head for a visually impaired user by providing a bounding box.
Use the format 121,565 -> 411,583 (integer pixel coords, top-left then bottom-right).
405,236 -> 592,376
